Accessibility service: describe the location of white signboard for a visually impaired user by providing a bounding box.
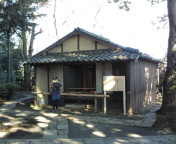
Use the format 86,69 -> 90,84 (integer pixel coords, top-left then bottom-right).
103,76 -> 125,91
103,76 -> 126,115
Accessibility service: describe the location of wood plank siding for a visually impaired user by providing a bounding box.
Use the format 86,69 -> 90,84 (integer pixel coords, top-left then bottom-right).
128,60 -> 158,113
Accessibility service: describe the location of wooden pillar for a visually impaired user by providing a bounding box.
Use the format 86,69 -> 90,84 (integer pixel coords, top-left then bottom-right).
96,63 -> 103,93
77,34 -> 80,51
47,66 -> 50,92
94,97 -> 97,112
61,43 -> 63,52
123,90 -> 126,115
105,62 -> 112,76
95,41 -> 97,50
104,91 -> 107,114
58,65 -> 64,92
34,66 -> 37,91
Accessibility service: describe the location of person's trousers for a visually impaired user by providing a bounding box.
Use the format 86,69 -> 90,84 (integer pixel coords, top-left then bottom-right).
52,99 -> 59,110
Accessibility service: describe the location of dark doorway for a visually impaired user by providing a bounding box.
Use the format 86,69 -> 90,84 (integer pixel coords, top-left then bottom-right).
64,65 -> 83,91
63,64 -> 95,92
86,65 -> 95,88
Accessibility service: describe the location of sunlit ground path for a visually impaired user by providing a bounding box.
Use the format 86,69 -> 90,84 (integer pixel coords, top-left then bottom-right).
0,92 -> 175,144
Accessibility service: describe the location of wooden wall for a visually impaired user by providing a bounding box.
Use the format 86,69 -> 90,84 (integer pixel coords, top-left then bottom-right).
35,64 -> 64,106
128,60 -> 158,113
36,66 -> 48,93
47,35 -> 108,54
49,64 -> 64,92
35,65 -> 48,106
48,46 -> 62,53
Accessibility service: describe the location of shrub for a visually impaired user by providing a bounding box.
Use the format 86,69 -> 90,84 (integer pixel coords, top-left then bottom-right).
0,83 -> 19,100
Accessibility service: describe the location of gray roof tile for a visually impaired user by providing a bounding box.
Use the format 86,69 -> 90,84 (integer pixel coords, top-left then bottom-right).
26,49 -> 139,65
26,28 -> 160,65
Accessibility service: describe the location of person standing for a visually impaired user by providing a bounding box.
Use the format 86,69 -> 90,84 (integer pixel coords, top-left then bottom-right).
51,76 -> 62,112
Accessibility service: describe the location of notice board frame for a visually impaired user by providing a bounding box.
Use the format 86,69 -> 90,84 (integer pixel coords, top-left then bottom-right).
103,76 -> 126,115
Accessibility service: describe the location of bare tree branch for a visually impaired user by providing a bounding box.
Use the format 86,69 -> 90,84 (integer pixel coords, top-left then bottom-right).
93,3 -> 103,31
147,0 -> 165,5
53,0 -> 58,39
152,14 -> 168,30
28,26 -> 43,58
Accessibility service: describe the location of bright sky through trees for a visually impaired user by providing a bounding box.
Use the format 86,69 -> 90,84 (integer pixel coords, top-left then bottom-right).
33,0 -> 168,59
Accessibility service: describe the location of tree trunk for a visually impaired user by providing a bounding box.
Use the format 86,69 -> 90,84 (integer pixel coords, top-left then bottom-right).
159,0 -> 176,113
22,29 -> 31,90
7,32 -> 10,83
22,29 -> 27,60
29,25 -> 42,58
24,65 -> 31,91
23,25 -> 42,91
29,25 -> 35,58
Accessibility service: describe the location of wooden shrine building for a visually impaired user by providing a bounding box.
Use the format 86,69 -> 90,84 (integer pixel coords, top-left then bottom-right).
26,27 -> 160,114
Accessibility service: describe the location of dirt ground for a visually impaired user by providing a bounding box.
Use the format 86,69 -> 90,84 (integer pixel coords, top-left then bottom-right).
0,99 -> 44,139
68,119 -> 174,138
0,92 -> 173,139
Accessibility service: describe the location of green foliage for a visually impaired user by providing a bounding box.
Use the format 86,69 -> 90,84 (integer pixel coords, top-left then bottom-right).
157,55 -> 167,92
0,34 -> 23,83
0,73 -> 7,84
0,0 -> 48,86
0,83 -> 20,100
0,1 -> 19,36
0,0 -> 48,33
170,78 -> 176,90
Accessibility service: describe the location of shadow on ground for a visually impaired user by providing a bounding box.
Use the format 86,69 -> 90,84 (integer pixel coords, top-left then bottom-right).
0,93 -> 175,139
68,119 -> 175,138
0,99 -> 44,139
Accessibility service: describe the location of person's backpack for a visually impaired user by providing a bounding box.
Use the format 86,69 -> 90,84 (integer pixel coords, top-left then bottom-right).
52,82 -> 60,94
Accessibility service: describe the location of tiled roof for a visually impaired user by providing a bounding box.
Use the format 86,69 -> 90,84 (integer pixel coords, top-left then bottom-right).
36,27 -> 139,56
26,28 -> 160,65
26,49 -> 140,65
141,53 -> 160,62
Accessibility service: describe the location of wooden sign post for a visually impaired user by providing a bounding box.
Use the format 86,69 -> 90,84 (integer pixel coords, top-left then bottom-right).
103,76 -> 126,115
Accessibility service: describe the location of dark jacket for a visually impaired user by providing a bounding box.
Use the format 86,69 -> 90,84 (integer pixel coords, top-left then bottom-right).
51,81 -> 62,94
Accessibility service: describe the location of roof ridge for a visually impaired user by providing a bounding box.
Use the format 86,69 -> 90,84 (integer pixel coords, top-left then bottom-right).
75,27 -> 110,42
34,27 -> 143,57
75,27 -> 141,54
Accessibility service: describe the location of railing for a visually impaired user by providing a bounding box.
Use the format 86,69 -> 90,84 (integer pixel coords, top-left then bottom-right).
32,91 -> 124,114
32,91 -> 110,114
